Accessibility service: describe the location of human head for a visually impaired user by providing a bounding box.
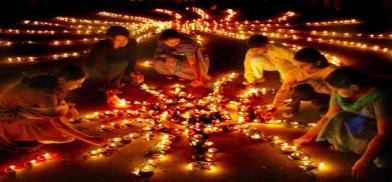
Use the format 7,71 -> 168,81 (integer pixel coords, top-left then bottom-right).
294,48 -> 329,74
106,26 -> 130,49
325,67 -> 372,98
56,65 -> 86,91
247,35 -> 269,53
160,29 -> 182,47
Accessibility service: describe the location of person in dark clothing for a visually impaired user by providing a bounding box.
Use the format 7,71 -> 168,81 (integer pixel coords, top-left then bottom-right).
85,26 -> 144,89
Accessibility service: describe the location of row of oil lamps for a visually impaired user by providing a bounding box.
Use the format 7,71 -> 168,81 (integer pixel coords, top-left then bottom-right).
2,153 -> 53,175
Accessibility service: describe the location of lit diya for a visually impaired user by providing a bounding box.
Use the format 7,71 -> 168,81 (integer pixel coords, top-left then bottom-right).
207,147 -> 218,153
203,141 -> 214,147
279,143 -> 297,154
147,159 -> 161,167
36,153 -> 51,161
307,123 -> 317,127
134,164 -> 155,177
24,160 -> 37,167
4,165 -> 16,173
299,160 -> 318,171
289,151 -> 310,161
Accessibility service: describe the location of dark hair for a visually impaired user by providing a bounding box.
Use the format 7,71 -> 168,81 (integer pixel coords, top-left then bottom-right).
106,26 -> 130,38
23,65 -> 85,91
247,35 -> 269,48
294,48 -> 329,68
325,67 -> 372,89
160,29 -> 181,40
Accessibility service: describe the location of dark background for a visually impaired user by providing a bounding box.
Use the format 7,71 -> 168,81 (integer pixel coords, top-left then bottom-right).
0,0 -> 391,28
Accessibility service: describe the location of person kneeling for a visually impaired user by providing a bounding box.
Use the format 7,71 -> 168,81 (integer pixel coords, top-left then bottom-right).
85,26 -> 144,89
0,65 -> 105,151
154,29 -> 210,88
294,68 -> 392,179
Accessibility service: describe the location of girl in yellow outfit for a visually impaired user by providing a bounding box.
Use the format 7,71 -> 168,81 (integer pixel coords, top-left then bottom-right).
243,35 -> 304,86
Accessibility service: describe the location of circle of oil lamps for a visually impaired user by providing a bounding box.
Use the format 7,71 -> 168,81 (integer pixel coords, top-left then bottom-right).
152,153 -> 165,159
203,126 -> 214,134
282,112 -> 295,118
207,147 -> 218,153
289,151 -> 310,161
267,136 -> 285,145
252,118 -> 262,123
154,124 -> 164,130
249,130 -> 265,140
279,143 -> 297,154
122,134 -> 134,142
36,153 -> 51,161
289,121 -> 301,128
98,125 -> 112,132
121,119 -> 133,127
147,159 -> 161,167
203,141 -> 214,147
89,149 -> 101,156
108,141 -> 123,148
265,119 -> 283,124
4,165 -> 16,173
24,159 -> 37,167
299,160 -> 318,171
136,164 -> 155,177
171,128 -> 183,136
144,132 -> 154,141
112,137 -> 123,143
190,137 -> 202,147
204,155 -> 216,162
189,161 -> 215,171
307,123 -> 317,127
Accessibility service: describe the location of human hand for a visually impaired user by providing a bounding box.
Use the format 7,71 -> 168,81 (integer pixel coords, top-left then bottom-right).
68,108 -> 79,118
63,106 -> 79,121
293,130 -> 317,146
352,158 -> 371,180
131,72 -> 144,83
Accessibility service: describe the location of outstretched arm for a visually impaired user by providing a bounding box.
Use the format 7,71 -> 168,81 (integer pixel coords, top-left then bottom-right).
293,94 -> 341,146
271,80 -> 295,109
186,55 -> 201,80
50,118 -> 105,146
352,119 -> 390,179
352,96 -> 391,179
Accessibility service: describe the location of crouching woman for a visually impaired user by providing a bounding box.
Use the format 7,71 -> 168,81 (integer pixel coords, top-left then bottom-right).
294,67 -> 391,179
0,65 -> 105,151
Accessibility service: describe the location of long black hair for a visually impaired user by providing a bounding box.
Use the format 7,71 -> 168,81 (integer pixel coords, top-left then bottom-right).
294,48 -> 329,68
325,67 -> 373,89
106,26 -> 130,38
159,29 -> 182,41
247,34 -> 269,48
22,64 -> 85,91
